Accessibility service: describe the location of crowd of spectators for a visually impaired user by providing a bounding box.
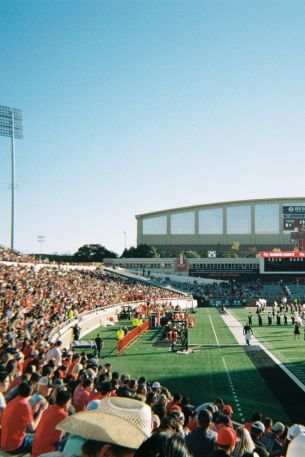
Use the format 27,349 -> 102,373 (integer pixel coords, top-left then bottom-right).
192,281 -> 305,305
0,246 -> 37,263
192,282 -> 263,301
0,252 -> 304,456
0,262 -> 182,349
0,343 -> 304,457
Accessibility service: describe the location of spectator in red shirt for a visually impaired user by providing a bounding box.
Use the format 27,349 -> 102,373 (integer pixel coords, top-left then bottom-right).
222,404 -> 234,429
73,378 -> 93,412
167,393 -> 182,414
1,381 -> 47,453
85,381 -> 113,407
244,411 -> 263,432
21,338 -> 34,359
0,371 -> 9,423
73,374 -> 87,409
67,353 -> 81,377
22,349 -> 39,373
32,389 -> 71,457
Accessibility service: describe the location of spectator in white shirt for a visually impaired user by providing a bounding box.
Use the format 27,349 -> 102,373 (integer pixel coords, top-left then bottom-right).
45,340 -> 62,367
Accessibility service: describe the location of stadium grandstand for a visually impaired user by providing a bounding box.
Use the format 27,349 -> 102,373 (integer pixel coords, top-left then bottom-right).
105,252 -> 305,280
136,197 -> 305,256
0,246 -> 305,456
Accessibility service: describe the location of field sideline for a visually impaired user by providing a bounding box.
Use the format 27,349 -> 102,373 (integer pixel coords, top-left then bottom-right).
231,307 -> 305,386
82,308 -> 299,424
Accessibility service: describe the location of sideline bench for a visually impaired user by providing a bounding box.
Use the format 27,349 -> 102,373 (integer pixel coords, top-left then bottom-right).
71,340 -> 95,350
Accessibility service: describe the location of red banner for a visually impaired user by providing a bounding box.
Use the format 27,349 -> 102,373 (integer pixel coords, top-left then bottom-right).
260,251 -> 305,258
117,320 -> 149,353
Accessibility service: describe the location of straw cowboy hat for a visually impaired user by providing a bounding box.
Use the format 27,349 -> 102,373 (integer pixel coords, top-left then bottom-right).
57,397 -> 152,450
287,433 -> 305,457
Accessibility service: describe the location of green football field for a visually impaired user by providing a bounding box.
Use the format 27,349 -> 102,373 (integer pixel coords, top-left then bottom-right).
82,308 -> 295,424
230,306 -> 305,386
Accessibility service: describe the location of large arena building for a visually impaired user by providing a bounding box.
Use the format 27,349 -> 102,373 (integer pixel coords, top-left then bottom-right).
136,197 -> 305,257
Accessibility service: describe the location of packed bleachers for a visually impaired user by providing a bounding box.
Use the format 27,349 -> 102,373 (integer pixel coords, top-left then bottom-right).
0,251 -> 304,456
0,331 -> 303,456
0,246 -> 38,263
0,263 -> 183,348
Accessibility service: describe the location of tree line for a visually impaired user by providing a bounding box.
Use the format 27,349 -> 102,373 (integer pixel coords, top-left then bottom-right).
36,241 -> 279,263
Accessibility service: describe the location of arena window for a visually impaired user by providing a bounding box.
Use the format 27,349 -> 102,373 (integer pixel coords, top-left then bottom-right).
142,215 -> 167,234
170,211 -> 195,234
227,205 -> 251,234
255,204 -> 279,234
198,207 -> 223,234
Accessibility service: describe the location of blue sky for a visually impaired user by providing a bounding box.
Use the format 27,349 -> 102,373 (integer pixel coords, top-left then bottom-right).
0,0 -> 305,255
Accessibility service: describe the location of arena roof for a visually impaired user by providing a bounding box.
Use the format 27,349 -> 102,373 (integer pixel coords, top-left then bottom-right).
135,197 -> 305,218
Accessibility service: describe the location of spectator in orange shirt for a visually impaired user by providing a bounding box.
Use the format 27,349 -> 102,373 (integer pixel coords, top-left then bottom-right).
1,381 -> 47,453
32,389 -> 71,457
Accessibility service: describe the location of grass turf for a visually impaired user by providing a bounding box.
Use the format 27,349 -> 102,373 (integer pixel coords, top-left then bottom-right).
230,306 -> 305,386
83,308 -> 291,423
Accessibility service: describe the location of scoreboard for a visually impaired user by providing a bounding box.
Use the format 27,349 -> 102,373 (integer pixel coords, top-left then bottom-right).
260,252 -> 305,274
283,205 -> 305,231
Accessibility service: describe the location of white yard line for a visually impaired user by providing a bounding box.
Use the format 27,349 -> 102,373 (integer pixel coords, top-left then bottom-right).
209,314 -> 220,346
223,309 -> 305,394
208,311 -> 244,420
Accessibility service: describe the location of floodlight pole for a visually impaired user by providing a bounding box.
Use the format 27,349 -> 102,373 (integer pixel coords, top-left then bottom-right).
0,105 -> 22,250
123,231 -> 127,250
37,235 -> 45,261
10,109 -> 15,250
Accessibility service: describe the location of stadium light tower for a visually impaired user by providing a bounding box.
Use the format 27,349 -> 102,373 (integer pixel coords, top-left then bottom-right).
37,235 -> 45,259
0,105 -> 23,250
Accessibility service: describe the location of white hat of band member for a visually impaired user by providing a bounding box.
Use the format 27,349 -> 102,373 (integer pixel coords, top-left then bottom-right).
57,397 -> 152,449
